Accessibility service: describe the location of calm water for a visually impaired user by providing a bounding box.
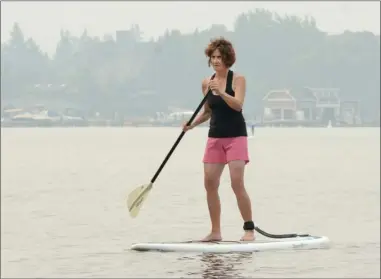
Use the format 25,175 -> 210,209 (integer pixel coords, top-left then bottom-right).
1,127 -> 380,278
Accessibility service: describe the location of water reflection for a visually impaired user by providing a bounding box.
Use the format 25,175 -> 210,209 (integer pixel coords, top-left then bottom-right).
184,252 -> 254,279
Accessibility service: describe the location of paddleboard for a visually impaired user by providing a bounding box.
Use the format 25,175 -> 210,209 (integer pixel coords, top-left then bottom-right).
130,235 -> 330,253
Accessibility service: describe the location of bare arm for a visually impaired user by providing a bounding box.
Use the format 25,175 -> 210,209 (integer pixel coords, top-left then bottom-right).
190,78 -> 212,128
219,74 -> 246,112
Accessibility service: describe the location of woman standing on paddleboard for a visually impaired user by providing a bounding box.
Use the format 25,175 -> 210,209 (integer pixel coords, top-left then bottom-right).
183,37 -> 255,242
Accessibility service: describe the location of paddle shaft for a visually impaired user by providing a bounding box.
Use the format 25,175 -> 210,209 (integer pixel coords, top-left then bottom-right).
150,92 -> 210,184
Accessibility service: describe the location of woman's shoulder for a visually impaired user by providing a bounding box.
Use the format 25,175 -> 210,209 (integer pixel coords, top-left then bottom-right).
201,76 -> 212,95
231,71 -> 245,80
201,76 -> 211,84
201,73 -> 216,83
231,71 -> 246,88
201,74 -> 214,94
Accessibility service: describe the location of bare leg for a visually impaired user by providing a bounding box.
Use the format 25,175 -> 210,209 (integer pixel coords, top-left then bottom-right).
228,160 -> 255,241
201,163 -> 225,242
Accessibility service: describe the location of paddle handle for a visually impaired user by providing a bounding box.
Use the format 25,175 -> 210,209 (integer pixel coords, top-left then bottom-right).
150,92 -> 210,184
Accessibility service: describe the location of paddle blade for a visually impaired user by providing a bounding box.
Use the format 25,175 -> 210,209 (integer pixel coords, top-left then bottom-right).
127,182 -> 153,218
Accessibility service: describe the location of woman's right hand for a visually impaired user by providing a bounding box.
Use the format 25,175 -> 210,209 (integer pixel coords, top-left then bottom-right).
182,121 -> 193,132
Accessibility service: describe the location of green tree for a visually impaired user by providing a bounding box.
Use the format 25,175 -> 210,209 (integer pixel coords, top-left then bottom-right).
1,10 -> 379,120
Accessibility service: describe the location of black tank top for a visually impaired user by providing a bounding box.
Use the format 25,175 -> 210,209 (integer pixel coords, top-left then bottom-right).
207,70 -> 247,138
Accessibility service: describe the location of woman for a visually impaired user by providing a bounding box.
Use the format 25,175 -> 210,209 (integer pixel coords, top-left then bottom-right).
183,37 -> 255,242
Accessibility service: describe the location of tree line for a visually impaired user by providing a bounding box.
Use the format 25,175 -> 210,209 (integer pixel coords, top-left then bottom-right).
1,9 -> 380,120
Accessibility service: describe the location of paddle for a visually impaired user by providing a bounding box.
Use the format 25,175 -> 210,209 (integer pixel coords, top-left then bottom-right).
127,92 -> 211,218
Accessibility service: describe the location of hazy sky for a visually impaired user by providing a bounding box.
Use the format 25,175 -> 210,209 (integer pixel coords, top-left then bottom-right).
1,1 -> 380,55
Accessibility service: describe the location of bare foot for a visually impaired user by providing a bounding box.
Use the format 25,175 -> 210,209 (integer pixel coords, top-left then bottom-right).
240,230 -> 255,241
201,232 -> 222,242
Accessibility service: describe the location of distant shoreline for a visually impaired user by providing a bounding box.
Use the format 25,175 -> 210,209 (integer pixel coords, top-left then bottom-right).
1,122 -> 379,128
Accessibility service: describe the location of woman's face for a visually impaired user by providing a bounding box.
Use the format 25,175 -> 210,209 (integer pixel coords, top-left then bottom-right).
210,48 -> 226,71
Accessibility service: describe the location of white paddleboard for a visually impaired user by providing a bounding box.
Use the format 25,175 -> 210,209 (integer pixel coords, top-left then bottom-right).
130,235 -> 330,253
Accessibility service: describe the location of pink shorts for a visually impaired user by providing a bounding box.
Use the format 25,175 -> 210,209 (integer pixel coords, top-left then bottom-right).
203,136 -> 249,164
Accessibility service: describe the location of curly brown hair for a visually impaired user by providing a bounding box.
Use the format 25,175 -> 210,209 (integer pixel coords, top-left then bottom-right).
204,37 -> 236,68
